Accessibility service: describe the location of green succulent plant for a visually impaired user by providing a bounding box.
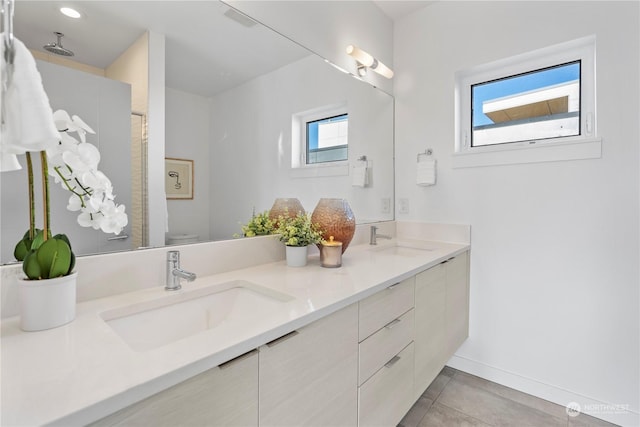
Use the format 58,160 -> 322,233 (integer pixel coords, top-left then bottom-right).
237,210 -> 275,237
276,212 -> 323,247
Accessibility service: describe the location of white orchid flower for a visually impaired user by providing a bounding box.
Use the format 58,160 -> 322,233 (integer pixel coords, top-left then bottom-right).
82,170 -> 112,194
53,110 -> 95,143
48,110 -> 128,235
62,142 -> 100,173
70,115 -> 95,143
53,110 -> 73,132
77,211 -> 103,230
99,203 -> 128,234
67,194 -> 83,212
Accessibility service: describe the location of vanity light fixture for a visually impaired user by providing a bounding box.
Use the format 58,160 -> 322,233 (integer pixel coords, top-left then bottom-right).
60,7 -> 81,19
346,44 -> 394,79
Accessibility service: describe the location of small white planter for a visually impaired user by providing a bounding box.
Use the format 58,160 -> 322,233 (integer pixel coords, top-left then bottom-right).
285,245 -> 308,267
19,272 -> 77,332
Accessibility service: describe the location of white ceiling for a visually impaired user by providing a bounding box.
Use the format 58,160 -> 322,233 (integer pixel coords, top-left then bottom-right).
14,1 -> 311,97
14,1 -> 434,96
373,0 -> 434,21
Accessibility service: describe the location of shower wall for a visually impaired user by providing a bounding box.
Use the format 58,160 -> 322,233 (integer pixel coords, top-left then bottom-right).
0,61 -> 132,262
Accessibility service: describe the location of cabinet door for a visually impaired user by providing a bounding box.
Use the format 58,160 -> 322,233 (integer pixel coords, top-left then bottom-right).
413,263 -> 447,400
446,251 -> 470,355
259,303 -> 359,427
90,350 -> 259,427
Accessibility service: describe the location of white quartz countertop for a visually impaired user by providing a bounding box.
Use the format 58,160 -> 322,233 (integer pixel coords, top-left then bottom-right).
1,239 -> 469,426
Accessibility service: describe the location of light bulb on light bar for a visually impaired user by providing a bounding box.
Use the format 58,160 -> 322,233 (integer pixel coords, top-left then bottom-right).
371,59 -> 394,79
60,7 -> 82,18
346,45 -> 374,67
345,44 -> 394,79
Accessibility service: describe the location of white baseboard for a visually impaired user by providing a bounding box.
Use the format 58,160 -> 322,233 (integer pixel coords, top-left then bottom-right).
447,354 -> 639,427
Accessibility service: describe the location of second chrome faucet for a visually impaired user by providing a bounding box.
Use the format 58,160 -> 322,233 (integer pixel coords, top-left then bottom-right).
370,225 -> 392,245
166,250 -> 197,291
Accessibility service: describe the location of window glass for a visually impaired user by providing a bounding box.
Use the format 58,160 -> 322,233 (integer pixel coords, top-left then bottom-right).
471,61 -> 581,146
306,114 -> 348,164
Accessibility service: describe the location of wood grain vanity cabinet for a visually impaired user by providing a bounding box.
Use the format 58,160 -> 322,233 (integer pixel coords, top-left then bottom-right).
414,262 -> 447,400
445,252 -> 470,354
358,277 -> 416,427
414,251 -> 470,400
90,349 -> 259,427
90,251 -> 469,427
259,303 -> 359,427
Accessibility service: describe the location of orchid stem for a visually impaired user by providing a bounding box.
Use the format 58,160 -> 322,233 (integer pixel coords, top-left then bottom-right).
64,164 -> 92,195
40,151 -> 50,241
26,153 -> 35,240
54,166 -> 87,207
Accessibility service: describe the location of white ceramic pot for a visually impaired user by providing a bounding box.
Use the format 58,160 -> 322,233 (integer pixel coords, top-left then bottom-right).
285,245 -> 308,267
18,272 -> 77,332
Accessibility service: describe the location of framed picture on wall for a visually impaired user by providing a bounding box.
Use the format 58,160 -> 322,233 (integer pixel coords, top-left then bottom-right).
165,158 -> 194,200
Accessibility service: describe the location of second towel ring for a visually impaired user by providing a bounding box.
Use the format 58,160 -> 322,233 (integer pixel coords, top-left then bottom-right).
417,149 -> 433,162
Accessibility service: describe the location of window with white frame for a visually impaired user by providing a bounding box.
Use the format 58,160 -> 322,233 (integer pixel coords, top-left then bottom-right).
291,104 -> 349,178
454,36 -> 600,168
306,113 -> 348,164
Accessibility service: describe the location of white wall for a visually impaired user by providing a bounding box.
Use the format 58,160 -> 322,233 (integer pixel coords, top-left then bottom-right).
394,1 -> 639,425
165,88 -> 211,242
146,31 -> 167,248
208,54 -> 394,240
224,0 -> 394,94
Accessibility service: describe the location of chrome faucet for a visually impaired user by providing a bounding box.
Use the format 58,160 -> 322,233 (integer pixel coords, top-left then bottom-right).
165,250 -> 196,291
370,225 -> 392,245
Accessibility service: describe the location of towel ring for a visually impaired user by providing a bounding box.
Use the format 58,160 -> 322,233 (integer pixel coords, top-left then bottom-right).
417,149 -> 433,162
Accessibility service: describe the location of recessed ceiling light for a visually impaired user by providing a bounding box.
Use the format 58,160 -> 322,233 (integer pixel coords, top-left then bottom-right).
60,7 -> 81,19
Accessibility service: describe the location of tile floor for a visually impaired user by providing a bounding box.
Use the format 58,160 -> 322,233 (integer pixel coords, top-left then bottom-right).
399,367 -> 619,427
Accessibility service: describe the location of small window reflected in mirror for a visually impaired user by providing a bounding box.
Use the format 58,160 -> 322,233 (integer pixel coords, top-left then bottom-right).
306,113 -> 348,164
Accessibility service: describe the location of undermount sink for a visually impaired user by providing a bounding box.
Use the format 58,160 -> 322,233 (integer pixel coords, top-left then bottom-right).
101,280 -> 294,352
369,241 -> 436,257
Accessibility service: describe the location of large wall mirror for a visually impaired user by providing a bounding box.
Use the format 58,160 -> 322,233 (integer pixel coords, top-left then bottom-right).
1,1 -> 394,264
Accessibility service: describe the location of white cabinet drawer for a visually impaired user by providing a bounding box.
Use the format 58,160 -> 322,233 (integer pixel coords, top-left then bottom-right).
358,342 -> 415,427
359,277 -> 414,341
359,308 -> 414,386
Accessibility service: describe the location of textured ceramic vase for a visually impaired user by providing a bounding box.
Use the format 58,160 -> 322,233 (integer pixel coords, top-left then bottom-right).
18,272 -> 77,331
311,198 -> 356,254
285,245 -> 308,267
269,198 -> 305,224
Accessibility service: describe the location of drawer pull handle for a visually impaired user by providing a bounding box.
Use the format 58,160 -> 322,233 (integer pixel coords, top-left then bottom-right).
384,318 -> 402,329
387,282 -> 400,290
219,349 -> 258,369
384,355 -> 401,368
265,330 -> 299,348
107,234 -> 129,241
